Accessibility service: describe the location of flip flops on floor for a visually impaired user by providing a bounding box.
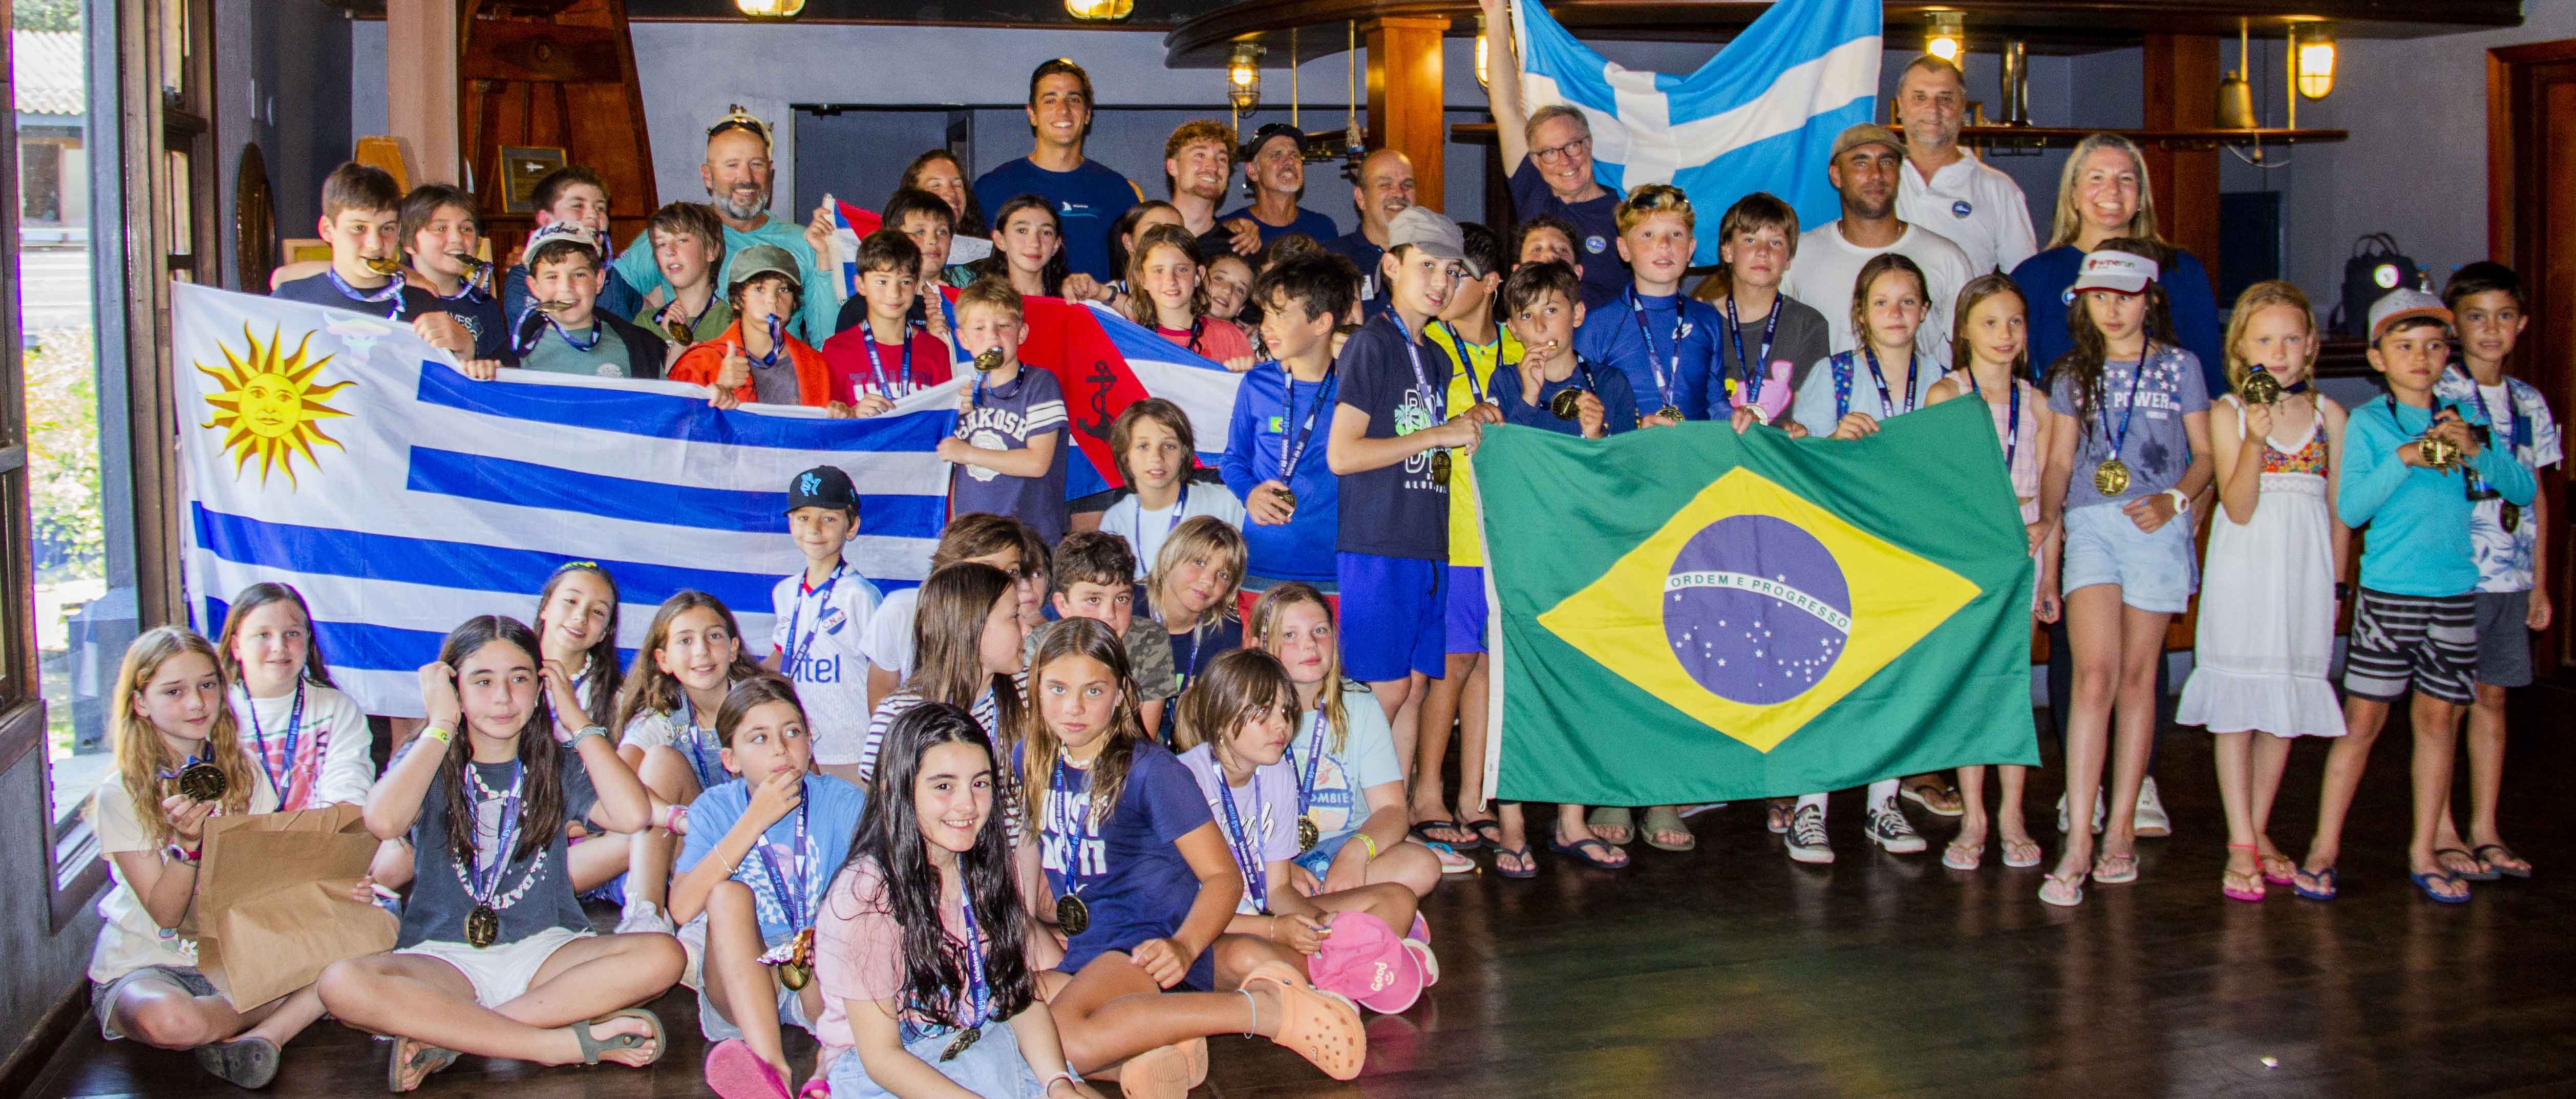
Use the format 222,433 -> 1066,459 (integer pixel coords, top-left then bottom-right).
1549,835 -> 1628,870
1408,820 -> 1484,851
195,1035 -> 279,1090
2473,843 -> 2532,879
387,1037 -> 459,1093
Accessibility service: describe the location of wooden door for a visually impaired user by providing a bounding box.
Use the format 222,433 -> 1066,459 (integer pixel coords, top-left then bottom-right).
2488,41 -> 2576,674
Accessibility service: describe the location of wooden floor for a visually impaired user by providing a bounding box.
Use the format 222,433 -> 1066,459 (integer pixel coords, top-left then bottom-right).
29,691 -> 2576,1099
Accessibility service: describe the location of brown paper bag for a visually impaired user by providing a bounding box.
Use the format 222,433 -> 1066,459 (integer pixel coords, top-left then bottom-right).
191,802 -> 398,1008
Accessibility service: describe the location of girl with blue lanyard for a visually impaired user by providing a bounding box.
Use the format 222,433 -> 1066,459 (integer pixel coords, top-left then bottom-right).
1100,400 -> 1247,582
1144,518 -> 1248,748
606,592 -> 768,928
217,582 -> 410,891
814,703 -> 1100,1099
1791,253 -> 1943,441
1016,619 -> 1366,1096
1173,649 -> 1434,1014
676,677 -> 868,1099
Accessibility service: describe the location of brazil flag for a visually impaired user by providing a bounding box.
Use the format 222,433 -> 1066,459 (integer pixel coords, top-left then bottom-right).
1475,397 -> 2038,806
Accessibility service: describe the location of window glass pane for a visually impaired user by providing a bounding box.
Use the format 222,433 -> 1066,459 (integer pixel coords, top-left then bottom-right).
19,8 -> 138,824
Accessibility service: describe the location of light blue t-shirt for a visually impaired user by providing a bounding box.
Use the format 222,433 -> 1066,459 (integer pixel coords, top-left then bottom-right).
2339,394 -> 2536,598
676,773 -> 866,946
517,322 -> 632,377
1283,684 -> 1401,847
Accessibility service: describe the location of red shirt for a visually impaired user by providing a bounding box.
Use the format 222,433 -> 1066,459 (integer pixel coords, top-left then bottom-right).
819,324 -> 957,404
1155,315 -> 1255,364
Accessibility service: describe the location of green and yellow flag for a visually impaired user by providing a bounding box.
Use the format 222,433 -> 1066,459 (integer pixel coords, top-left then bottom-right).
1476,398 -> 2039,806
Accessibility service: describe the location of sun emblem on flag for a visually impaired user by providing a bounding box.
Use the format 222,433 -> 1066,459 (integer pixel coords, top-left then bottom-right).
197,325 -> 353,487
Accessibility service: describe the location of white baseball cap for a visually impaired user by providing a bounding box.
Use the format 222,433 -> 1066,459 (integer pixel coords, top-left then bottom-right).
2070,249 -> 2160,295
2367,287 -> 2452,343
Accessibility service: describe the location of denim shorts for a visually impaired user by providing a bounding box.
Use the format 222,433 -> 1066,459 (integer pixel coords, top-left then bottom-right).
2060,502 -> 2198,614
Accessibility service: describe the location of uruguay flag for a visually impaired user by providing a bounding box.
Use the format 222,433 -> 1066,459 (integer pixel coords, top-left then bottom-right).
1510,0 -> 1880,267
173,283 -> 957,717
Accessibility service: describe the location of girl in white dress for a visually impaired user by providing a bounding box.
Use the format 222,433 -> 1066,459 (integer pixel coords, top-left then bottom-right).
2176,281 -> 2349,902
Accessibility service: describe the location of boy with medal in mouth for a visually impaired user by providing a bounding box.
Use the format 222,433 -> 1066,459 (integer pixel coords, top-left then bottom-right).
2426,263 -> 2554,882
1573,183 -> 1720,434
495,224 -> 671,382
636,201 -> 735,371
270,162 -> 479,365
676,678 -> 867,1099
1224,254 -> 1355,619
1326,207 -> 1486,816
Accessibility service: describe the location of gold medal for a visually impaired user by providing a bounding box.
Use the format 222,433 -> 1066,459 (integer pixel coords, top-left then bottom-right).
1297,814 -> 1321,853
2093,458 -> 2131,496
174,762 -> 228,802
1431,450 -> 1453,482
465,903 -> 501,949
971,346 -> 1006,372
663,316 -> 695,343
939,1025 -> 983,1062
1656,404 -> 1684,421
363,255 -> 406,276
1549,388 -> 1584,420
2502,502 -> 2522,533
1276,487 -> 1296,511
2237,368 -> 2283,406
2419,434 -> 2461,471
778,961 -> 812,990
1055,895 -> 1090,936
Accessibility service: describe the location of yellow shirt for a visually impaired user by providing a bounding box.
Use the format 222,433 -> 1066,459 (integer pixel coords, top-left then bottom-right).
1424,322 -> 1523,568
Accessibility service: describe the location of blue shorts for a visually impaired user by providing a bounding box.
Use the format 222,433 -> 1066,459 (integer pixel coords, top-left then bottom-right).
2061,502 -> 2198,614
1446,565 -> 1488,655
1292,829 -> 1361,877
1336,552 -> 1447,681
1059,931 -> 1217,992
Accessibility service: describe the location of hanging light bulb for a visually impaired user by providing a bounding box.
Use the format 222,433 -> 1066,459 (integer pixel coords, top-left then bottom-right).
2293,22 -> 2336,100
1229,43 -> 1264,112
1064,0 -> 1134,20
734,0 -> 806,17
1923,11 -> 1965,63
1475,13 -> 1491,90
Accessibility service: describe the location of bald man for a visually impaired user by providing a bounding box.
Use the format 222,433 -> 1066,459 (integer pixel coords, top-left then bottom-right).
611,108 -> 839,344
1322,149 -> 1416,308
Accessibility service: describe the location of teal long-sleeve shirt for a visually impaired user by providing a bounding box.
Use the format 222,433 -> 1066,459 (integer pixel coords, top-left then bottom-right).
612,216 -> 839,346
2339,394 -> 2537,597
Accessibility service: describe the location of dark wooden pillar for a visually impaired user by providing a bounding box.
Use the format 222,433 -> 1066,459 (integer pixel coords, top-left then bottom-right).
2142,34 -> 2221,269
1367,16 -> 1448,213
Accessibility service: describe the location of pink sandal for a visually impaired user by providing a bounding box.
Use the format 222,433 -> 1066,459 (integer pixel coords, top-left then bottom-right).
705,1039 -> 790,1099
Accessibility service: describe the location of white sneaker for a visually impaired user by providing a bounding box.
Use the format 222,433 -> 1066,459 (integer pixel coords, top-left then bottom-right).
1865,799 -> 1927,854
2055,792 -> 2106,835
615,899 -> 675,936
1786,804 -> 1834,864
2133,777 -> 2171,838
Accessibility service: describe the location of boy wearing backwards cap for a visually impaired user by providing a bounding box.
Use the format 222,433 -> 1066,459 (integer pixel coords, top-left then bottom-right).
768,465 -> 885,785
2294,289 -> 2534,904
668,243 -> 836,409
497,223 -> 669,380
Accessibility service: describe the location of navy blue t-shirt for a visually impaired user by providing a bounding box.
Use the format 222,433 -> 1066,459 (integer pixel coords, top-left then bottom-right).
1333,311 -> 1452,560
1507,159 -> 1627,309
973,157 -> 1143,282
1028,741 -> 1215,970
1154,616 -> 1246,747
1214,206 -> 1342,253
1321,231 -> 1391,319
423,286 -> 513,363
271,271 -> 440,323
1492,355 -> 1638,436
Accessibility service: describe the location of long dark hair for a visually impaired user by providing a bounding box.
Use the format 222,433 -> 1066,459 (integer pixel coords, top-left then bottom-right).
612,590 -> 767,736
2053,235 -> 2178,435
1018,617 -> 1147,830
904,563 -> 1026,754
437,616 -> 566,866
533,561 -> 622,730
215,581 -> 338,689
1948,272 -> 2030,378
839,703 -> 1036,1030
971,194 -> 1070,298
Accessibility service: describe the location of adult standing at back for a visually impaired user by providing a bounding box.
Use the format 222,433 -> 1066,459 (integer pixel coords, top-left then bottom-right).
1323,149 -> 1416,308
1892,55 -> 2038,278
1163,119 -> 1237,240
1209,123 -> 1343,257
973,58 -> 1143,283
611,107 -> 840,346
1479,0 -> 1628,308
1780,123 -> 1976,357
2011,133 -> 2224,394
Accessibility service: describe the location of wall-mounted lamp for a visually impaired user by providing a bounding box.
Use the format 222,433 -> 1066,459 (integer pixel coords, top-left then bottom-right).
1229,43 -> 1265,112
1923,11 -> 1965,63
1475,13 -> 1492,89
2292,22 -> 2336,99
1065,0 -> 1134,20
735,0 -> 805,17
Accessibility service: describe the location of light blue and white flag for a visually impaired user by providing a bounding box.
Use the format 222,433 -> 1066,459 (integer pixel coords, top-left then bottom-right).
1510,0 -> 1880,266
173,283 -> 956,717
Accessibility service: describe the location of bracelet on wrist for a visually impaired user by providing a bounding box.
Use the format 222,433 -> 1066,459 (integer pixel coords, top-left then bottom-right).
421,726 -> 453,746
1045,1071 -> 1079,1095
571,723 -> 609,746
1357,833 -> 1379,859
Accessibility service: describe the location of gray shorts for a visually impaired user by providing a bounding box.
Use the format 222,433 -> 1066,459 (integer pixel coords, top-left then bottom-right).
677,914 -> 814,1042
92,964 -> 216,1042
2474,590 -> 2534,688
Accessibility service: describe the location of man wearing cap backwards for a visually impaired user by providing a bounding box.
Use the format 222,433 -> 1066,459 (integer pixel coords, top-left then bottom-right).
973,58 -> 1144,282
1782,122 -> 1978,358
1323,148 -> 1417,309
1209,122 -> 1345,256
1892,54 -> 2038,278
1478,0 -> 1630,309
611,107 -> 840,345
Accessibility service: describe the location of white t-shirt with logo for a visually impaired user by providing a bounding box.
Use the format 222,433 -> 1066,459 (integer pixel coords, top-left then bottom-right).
770,566 -> 885,766
1897,151 -> 2039,278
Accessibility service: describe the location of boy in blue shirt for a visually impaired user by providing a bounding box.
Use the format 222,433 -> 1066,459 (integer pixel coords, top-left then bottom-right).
1226,252 -> 1355,602
765,466 -> 883,787
1326,207 -> 1484,787
2300,289 -> 2535,904
1573,184 -> 1725,430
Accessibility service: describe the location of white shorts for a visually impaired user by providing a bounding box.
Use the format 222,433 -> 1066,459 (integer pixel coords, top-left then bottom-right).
397,926 -> 591,1008
677,914 -> 814,1042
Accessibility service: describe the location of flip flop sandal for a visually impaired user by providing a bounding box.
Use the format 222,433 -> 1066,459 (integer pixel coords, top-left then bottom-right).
195,1035 -> 280,1090
2473,843 -> 2532,879
2436,847 -> 2498,882
1548,835 -> 1629,870
1942,838 -> 1983,870
1901,778 -> 1966,818
387,1036 -> 459,1093
2259,853 -> 2298,886
2410,870 -> 2472,904
1242,961 -> 1366,1080
2221,869 -> 2266,903
2292,867 -> 2338,901
573,1008 -> 666,1067
1639,806 -> 1696,852
1493,843 -> 1539,879
2001,837 -> 2043,868
1424,841 -> 1478,874
2038,871 -> 2085,907
1765,802 -> 1792,835
1586,807 -> 1635,846
1407,820 -> 1484,851
704,1038 -> 791,1099
2091,853 -> 2140,885
1463,818 -> 1505,846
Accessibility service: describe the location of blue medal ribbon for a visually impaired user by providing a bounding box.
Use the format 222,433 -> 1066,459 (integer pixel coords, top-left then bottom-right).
677,693 -> 723,791
1214,766 -> 1270,912
1967,368 -> 2023,473
2096,352 -> 2153,476
326,268 -> 408,321
1275,367 -> 1335,484
467,761 -> 526,903
1436,321 -> 1493,406
859,325 -> 916,400
1292,710 -> 1327,815
782,563 -> 844,681
1724,294 -> 1781,409
243,682 -> 309,804
750,780 -> 814,934
1386,314 -> 1449,426
1625,290 -> 1685,413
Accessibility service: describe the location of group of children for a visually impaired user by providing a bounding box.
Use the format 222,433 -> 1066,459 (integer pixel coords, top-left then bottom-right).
91,131 -> 2552,1097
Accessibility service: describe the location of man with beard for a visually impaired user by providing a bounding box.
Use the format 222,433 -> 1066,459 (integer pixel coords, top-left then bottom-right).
611,106 -> 839,344
1208,122 -> 1342,258
1322,148 -> 1415,312
1163,119 -> 1234,239
1779,123 -> 1975,356
1891,55 -> 2037,278
972,58 -> 1143,282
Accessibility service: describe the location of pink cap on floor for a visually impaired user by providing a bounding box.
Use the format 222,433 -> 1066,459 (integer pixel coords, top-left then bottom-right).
1306,910 -> 1425,1014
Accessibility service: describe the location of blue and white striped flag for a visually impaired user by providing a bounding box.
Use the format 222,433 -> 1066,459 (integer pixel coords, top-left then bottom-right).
174,283 -> 955,717
1510,0 -> 1881,266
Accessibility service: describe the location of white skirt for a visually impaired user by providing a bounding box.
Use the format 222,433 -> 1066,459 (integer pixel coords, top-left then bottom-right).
2176,472 -> 2346,737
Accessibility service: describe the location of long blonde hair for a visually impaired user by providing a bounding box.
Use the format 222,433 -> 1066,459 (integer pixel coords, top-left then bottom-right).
111,627 -> 255,847
2045,134 -> 2163,251
2221,280 -> 2318,389
1146,515 -> 1247,627
1249,582 -> 1356,755
1018,618 -> 1148,830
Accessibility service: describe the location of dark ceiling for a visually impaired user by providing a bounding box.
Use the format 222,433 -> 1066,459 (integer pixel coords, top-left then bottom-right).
622,0 -> 1214,26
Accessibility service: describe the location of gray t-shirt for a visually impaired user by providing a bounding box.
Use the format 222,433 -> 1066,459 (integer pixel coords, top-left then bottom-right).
750,356 -> 801,405
519,322 -> 633,378
396,744 -> 601,948
2047,343 -> 2209,509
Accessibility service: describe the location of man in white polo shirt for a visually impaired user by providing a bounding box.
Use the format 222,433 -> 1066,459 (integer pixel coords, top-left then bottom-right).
1781,122 -> 1977,357
1892,55 -> 2037,277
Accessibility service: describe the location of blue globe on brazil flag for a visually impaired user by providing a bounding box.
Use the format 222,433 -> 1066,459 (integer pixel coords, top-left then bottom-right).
1663,515 -> 1853,706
